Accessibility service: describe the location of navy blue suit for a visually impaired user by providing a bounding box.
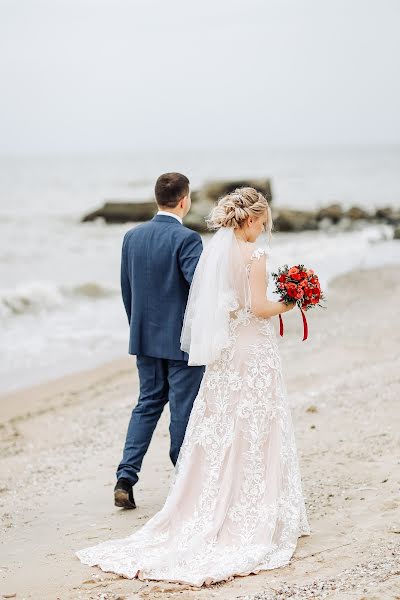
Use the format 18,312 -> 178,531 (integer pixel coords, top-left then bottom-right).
117,214 -> 205,486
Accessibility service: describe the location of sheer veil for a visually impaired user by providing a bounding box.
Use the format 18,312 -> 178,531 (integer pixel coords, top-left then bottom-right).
180,227 -> 250,366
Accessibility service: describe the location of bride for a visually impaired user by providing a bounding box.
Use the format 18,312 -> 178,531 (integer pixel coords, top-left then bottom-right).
76,187 -> 310,586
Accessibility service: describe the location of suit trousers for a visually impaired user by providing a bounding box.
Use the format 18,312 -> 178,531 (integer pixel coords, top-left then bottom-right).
116,355 -> 205,486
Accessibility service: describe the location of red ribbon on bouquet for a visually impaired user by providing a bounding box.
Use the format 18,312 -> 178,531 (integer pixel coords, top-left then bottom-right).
278,303 -> 308,342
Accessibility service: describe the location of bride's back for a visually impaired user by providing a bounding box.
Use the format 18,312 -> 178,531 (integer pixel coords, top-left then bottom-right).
232,239 -> 268,312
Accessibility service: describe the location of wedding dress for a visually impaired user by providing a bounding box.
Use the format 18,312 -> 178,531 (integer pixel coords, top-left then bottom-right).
76,234 -> 310,587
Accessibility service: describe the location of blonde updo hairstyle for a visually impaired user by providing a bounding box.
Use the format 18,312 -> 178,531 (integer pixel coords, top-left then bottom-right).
207,187 -> 273,241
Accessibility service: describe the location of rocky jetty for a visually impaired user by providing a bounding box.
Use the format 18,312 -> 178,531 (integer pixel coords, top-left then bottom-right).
81,179 -> 400,235
81,178 -> 272,232
375,206 -> 400,225
273,203 -> 400,233
82,201 -> 156,224
272,209 -> 318,232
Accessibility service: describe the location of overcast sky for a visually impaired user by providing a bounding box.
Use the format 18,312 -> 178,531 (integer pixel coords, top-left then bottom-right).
0,0 -> 399,154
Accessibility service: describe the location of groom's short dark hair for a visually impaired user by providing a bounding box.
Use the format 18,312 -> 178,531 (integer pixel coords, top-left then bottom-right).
155,172 -> 190,208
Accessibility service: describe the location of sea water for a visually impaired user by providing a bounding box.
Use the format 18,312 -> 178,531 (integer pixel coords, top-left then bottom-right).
1,146 -> 399,394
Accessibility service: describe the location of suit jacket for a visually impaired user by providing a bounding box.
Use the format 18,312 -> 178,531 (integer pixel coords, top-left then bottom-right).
120,214 -> 203,361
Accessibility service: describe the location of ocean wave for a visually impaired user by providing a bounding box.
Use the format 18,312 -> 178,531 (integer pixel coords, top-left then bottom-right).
0,281 -> 118,318
68,282 -> 118,299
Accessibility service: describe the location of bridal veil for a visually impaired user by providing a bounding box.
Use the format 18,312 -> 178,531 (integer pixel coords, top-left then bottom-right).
180,227 -> 251,366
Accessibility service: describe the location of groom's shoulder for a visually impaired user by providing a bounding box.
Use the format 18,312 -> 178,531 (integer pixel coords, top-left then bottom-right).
179,224 -> 202,241
173,225 -> 203,251
122,221 -> 153,239
121,221 -> 201,244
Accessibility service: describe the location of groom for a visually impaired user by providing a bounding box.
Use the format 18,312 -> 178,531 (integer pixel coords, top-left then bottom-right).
114,172 -> 205,508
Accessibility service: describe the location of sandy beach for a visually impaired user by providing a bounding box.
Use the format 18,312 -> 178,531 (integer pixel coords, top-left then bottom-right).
1,265 -> 399,600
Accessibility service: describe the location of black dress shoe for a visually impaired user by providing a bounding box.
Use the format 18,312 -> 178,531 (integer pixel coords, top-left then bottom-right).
114,478 -> 136,509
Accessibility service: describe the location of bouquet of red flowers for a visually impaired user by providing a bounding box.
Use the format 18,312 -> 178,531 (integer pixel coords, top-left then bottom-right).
271,264 -> 325,341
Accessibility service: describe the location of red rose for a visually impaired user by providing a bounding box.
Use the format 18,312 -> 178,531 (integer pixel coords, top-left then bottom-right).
288,267 -> 299,276
291,273 -> 302,281
286,283 -> 298,297
278,274 -> 287,283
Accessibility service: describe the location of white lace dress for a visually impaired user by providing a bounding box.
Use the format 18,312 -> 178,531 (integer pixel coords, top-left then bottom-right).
76,248 -> 310,586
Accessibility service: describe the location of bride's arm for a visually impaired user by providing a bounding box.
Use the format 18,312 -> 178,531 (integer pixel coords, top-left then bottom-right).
249,254 -> 295,318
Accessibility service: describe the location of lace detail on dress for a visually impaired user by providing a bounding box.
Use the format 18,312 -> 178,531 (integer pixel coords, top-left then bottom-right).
250,247 -> 266,261
76,298 -> 310,586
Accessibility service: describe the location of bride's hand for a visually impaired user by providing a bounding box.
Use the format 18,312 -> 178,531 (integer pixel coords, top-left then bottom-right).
281,301 -> 296,313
